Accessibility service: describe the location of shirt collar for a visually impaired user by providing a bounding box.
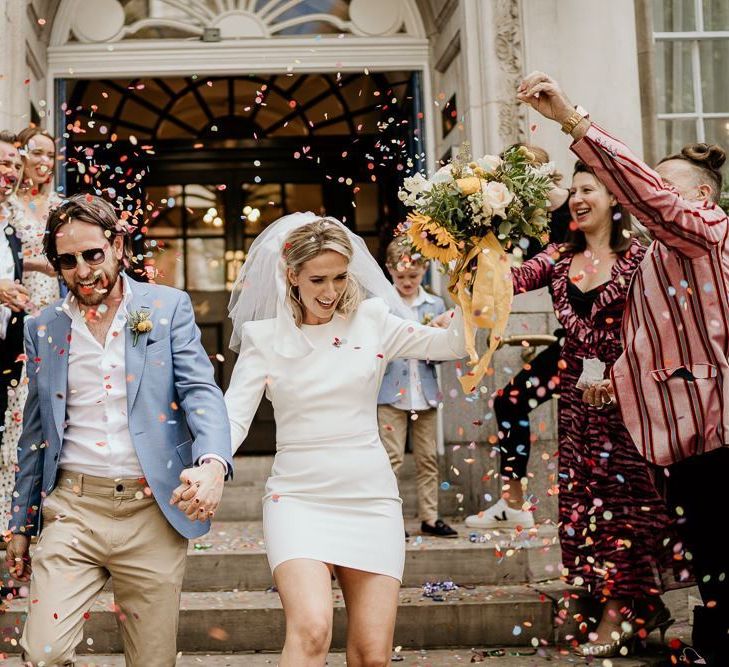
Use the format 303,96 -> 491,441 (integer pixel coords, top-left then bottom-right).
411,286 -> 436,307
62,271 -> 133,323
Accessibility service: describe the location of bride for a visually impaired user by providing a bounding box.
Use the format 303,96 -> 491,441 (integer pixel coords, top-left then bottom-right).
225,212 -> 466,666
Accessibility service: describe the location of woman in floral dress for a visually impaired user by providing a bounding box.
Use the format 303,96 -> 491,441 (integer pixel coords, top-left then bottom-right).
1,127 -> 60,531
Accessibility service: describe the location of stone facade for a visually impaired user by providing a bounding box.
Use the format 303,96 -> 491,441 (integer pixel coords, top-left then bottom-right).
0,0 -> 649,521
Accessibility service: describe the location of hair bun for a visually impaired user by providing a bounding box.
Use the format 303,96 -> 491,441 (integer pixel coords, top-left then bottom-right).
681,143 -> 726,172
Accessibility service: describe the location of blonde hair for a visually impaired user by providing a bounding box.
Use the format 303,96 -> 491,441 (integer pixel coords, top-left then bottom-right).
385,234 -> 426,270
283,218 -> 363,325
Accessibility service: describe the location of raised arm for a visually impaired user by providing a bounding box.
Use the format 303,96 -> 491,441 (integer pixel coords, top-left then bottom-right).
381,304 -> 467,363
572,124 -> 726,258
224,325 -> 268,455
511,247 -> 557,295
516,70 -> 727,260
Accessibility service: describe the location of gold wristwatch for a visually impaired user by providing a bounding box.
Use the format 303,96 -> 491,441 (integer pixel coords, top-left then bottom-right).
561,105 -> 589,134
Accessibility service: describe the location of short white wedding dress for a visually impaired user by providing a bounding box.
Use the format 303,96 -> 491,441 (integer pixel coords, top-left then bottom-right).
225,298 -> 465,581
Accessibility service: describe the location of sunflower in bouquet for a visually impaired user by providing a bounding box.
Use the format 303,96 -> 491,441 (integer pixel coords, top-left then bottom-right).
398,144 -> 553,393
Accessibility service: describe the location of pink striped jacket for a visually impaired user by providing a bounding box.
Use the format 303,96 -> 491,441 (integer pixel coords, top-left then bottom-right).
572,124 -> 729,466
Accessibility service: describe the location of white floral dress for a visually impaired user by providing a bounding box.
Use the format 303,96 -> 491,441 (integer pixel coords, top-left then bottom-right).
1,192 -> 61,530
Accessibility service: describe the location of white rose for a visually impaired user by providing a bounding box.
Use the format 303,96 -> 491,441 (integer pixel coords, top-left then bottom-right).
476,155 -> 502,173
430,164 -> 454,184
482,181 -> 514,218
403,172 -> 432,195
533,161 -> 556,178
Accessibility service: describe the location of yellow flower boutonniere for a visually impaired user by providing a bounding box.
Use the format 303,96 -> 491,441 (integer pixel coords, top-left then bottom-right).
421,312 -> 434,326
127,309 -> 153,347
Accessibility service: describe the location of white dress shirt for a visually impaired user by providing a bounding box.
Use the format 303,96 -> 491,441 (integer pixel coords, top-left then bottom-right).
392,287 -> 433,412
59,273 -> 144,478
0,202 -> 17,340
59,272 -> 228,478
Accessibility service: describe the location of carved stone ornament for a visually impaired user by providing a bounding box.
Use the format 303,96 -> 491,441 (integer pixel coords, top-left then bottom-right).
494,0 -> 527,144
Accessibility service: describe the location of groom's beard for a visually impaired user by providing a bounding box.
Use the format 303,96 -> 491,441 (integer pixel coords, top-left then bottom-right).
0,173 -> 17,198
66,258 -> 122,307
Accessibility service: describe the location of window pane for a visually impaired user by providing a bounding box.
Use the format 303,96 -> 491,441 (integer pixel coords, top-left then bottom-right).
144,238 -> 184,289
186,238 -> 226,291
700,40 -> 729,113
703,0 -> 729,30
146,184 -> 182,238
185,184 -> 226,236
655,41 -> 695,113
653,0 -> 697,31
354,183 -> 379,232
241,183 -> 285,236
657,119 -> 699,159
284,184 -> 325,216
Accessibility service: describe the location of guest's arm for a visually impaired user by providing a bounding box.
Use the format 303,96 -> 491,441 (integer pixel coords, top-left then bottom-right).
511,246 -> 558,294
517,71 -> 727,259
572,124 -> 726,258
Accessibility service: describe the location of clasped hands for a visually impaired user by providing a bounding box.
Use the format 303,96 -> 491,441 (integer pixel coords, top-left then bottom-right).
170,459 -> 226,523
582,379 -> 616,409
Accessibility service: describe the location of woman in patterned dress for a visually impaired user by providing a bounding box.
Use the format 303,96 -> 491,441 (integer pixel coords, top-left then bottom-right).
511,161 -> 677,657
1,127 -> 60,531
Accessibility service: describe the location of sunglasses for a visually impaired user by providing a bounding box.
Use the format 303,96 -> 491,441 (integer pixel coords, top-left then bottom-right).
56,247 -> 107,270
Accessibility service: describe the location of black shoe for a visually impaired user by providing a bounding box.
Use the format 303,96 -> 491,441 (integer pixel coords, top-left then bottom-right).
405,529 -> 410,539
421,519 -> 458,538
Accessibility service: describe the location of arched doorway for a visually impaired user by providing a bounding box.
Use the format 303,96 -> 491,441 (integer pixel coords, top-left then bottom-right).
49,0 -> 433,452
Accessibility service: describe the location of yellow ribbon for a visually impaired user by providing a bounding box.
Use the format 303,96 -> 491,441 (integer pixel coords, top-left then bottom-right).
448,232 -> 513,394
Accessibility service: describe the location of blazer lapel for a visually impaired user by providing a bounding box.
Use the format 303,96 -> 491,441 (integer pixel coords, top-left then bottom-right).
125,279 -> 152,412
47,310 -> 72,446
7,226 -> 22,280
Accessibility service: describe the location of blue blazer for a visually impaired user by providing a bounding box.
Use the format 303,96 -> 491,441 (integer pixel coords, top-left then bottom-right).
377,292 -> 446,407
9,277 -> 233,539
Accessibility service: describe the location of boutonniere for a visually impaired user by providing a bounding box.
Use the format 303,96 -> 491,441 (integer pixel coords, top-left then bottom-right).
127,309 -> 153,347
421,312 -> 434,326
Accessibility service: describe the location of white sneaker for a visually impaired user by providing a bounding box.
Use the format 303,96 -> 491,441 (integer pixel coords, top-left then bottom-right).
465,498 -> 535,529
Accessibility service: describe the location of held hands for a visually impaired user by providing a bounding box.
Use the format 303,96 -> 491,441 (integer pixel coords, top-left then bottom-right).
516,71 -> 575,125
5,534 -> 32,582
170,460 -> 226,523
0,279 -> 31,312
582,379 -> 616,409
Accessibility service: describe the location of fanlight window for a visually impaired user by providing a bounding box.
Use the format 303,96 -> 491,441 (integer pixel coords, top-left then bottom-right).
64,0 -> 414,43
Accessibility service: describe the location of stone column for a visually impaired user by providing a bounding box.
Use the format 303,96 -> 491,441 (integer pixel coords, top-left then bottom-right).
0,0 -> 30,130
460,0 -> 527,157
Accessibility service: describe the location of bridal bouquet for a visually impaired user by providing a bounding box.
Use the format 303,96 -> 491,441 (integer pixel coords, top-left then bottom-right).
398,144 -> 553,393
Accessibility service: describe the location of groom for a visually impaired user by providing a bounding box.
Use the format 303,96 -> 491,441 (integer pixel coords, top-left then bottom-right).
5,194 -> 232,666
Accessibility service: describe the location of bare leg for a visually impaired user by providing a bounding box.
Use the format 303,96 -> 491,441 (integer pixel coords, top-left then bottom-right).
335,565 -> 400,667
273,559 -> 334,667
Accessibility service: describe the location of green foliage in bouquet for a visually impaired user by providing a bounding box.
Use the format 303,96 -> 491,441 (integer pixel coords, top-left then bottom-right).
398,143 -> 553,260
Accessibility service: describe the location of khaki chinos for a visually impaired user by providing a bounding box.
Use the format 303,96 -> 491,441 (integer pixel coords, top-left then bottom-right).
20,471 -> 187,667
377,404 -> 439,523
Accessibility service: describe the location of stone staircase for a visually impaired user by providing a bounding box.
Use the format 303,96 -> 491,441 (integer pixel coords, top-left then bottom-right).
0,455 -> 686,664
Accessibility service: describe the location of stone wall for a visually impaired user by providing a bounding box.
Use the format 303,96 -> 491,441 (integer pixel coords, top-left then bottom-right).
439,290 -> 560,523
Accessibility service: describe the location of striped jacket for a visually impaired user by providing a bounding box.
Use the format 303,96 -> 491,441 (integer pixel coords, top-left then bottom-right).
572,124 -> 729,466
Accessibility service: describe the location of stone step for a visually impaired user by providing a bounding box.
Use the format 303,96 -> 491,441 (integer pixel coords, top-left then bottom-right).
3,584 -> 560,653
179,520 -> 560,591
0,650 -> 667,666
220,456 -> 465,521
